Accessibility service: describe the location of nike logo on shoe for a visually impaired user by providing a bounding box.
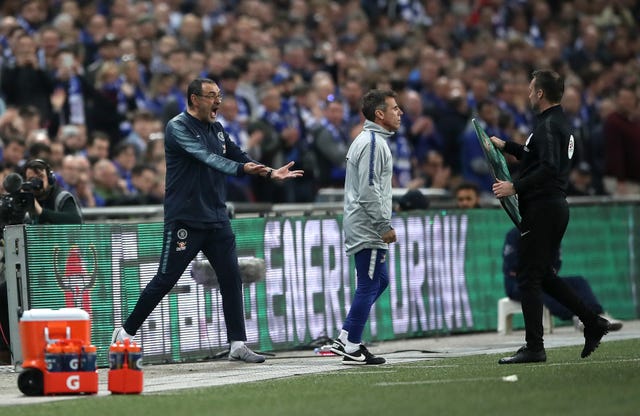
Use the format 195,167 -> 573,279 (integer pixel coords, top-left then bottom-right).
330,339 -> 366,361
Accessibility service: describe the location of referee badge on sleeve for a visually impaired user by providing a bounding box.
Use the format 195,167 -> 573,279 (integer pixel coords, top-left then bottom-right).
568,135 -> 575,159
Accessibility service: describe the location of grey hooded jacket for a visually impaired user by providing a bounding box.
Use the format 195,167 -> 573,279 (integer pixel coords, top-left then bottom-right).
343,120 -> 394,256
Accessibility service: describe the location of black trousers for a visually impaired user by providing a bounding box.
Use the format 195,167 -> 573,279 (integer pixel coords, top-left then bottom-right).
518,198 -> 598,350
124,221 -> 247,342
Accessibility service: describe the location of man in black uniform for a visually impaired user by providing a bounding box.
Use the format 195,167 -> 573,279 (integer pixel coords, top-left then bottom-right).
0,158 -> 82,362
490,69 -> 613,364
111,78 -> 303,363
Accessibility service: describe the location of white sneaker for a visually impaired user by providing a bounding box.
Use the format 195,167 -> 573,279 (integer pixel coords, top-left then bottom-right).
229,344 -> 266,363
573,316 -> 584,332
111,327 -> 134,343
599,313 -> 623,331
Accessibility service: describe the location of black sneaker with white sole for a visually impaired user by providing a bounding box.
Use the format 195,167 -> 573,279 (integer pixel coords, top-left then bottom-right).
341,345 -> 385,365
330,338 -> 347,356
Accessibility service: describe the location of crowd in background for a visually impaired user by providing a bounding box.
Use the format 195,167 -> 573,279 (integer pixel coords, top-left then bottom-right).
0,0 -> 639,208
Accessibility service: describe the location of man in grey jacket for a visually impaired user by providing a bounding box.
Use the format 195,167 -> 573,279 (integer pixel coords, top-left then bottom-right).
330,89 -> 402,365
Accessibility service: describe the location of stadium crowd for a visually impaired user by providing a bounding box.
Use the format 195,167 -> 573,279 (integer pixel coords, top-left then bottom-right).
0,0 -> 638,207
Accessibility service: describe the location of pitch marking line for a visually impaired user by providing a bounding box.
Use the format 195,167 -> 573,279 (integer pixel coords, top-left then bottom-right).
544,358 -> 640,367
376,376 -> 503,386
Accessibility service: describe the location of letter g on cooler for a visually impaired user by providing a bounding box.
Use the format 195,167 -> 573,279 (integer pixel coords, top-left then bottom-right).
66,375 -> 80,390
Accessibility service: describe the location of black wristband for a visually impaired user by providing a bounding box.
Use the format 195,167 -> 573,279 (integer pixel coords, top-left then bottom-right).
266,168 -> 273,178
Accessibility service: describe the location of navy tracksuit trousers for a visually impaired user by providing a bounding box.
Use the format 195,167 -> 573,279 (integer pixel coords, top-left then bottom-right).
343,248 -> 389,343
124,221 -> 246,342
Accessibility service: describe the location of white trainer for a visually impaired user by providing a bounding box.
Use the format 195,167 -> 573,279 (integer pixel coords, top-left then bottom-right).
111,327 -> 134,344
229,344 -> 266,363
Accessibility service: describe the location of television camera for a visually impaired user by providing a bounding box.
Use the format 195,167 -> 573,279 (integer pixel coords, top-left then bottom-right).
0,173 -> 42,227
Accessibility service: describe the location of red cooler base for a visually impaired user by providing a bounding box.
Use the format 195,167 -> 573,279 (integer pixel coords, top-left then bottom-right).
108,368 -> 143,394
43,371 -> 98,395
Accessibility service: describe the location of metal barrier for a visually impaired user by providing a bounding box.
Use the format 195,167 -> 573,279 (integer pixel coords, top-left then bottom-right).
81,192 -> 640,223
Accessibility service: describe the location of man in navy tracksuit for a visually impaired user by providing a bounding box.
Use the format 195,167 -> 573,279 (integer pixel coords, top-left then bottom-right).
491,70 -> 613,364
112,78 -> 303,362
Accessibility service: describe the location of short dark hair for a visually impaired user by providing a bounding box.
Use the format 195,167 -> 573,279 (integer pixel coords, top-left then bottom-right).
187,78 -> 215,107
113,142 -> 136,158
532,69 -> 564,104
89,130 -> 110,146
361,89 -> 396,122
455,181 -> 480,196
132,163 -> 156,177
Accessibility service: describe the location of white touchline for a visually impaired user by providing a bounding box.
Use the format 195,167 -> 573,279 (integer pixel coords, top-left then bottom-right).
375,377 -> 502,386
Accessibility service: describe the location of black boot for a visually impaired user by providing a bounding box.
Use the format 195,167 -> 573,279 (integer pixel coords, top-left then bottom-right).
499,345 -> 546,364
582,316 -> 611,358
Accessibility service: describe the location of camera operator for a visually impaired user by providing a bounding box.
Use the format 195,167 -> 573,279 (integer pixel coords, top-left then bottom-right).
0,158 -> 83,363
21,159 -> 82,225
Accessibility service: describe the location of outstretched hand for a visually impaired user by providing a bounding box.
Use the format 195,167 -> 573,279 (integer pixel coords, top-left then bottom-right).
270,161 -> 304,181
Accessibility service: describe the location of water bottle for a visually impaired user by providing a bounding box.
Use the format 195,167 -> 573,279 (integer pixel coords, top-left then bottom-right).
127,342 -> 143,371
80,345 -> 97,371
44,343 -> 63,372
62,343 -> 80,372
314,345 -> 335,356
109,342 -> 125,370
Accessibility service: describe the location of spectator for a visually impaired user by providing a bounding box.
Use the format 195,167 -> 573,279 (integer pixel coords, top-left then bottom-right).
48,140 -> 65,171
603,86 -> 640,195
27,141 -> 51,162
1,137 -> 26,171
86,32 -> 120,86
37,25 -> 62,72
400,89 -> 443,166
217,95 -> 259,202
311,97 -> 350,189
111,142 -> 137,193
19,105 -> 43,140
50,48 -> 122,144
218,67 -> 252,126
455,182 -> 481,209
85,130 -> 110,164
340,78 -> 365,134
130,164 -> 163,205
58,124 -> 86,155
91,158 -> 128,206
407,149 -> 450,190
258,84 -> 308,202
461,100 -> 509,194
16,0 -> 48,36
144,132 -> 165,165
396,189 -> 429,212
567,162 -> 598,197
57,154 -> 80,193
0,33 -> 54,122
